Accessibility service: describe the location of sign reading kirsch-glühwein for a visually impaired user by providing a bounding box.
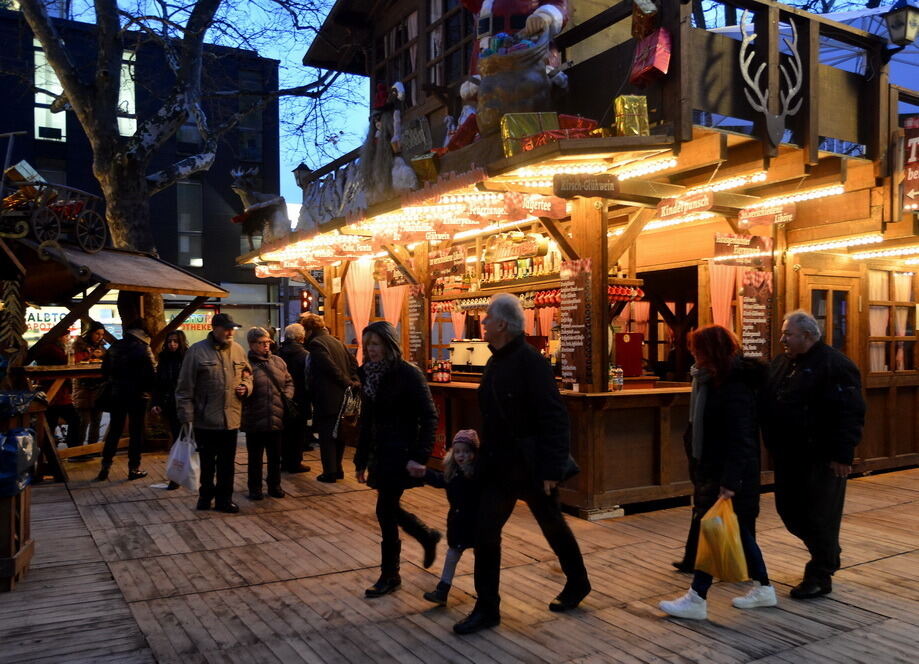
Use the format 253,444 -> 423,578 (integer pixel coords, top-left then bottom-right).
552,173 -> 620,199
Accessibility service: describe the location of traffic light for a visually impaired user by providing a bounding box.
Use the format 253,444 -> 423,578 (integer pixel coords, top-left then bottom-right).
299,289 -> 313,313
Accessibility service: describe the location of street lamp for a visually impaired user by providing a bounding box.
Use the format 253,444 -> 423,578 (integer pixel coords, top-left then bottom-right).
292,163 -> 312,189
884,0 -> 919,47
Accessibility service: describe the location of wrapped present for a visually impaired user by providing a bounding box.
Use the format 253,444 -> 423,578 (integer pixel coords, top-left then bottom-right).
410,153 -> 439,183
631,1 -> 659,39
558,115 -> 599,131
521,128 -> 595,152
614,95 -> 650,137
629,27 -> 672,88
500,112 -> 559,157
446,114 -> 479,152
589,127 -> 616,138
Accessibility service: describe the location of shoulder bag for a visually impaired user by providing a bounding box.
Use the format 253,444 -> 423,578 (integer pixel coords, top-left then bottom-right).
263,360 -> 300,426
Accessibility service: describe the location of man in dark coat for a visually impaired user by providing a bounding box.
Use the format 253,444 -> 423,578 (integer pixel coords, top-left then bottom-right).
300,313 -> 359,483
761,309 -> 866,599
453,293 -> 590,635
95,320 -> 156,481
277,323 -> 312,473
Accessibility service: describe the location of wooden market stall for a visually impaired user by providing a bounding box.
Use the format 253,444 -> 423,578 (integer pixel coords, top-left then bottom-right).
241,0 -> 919,517
2,239 -> 228,482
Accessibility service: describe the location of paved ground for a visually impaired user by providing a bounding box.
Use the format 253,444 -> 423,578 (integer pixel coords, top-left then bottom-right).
3,446 -> 919,663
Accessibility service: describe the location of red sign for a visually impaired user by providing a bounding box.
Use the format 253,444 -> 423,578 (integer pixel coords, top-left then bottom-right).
506,192 -> 567,219
428,246 -> 466,277
656,191 -> 714,220
905,116 -> 919,211
738,202 -> 796,226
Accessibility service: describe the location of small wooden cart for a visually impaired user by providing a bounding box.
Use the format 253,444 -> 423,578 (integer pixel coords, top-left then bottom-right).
0,181 -> 108,253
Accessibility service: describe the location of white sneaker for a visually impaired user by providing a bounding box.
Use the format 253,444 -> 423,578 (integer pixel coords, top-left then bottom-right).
659,588 -> 707,619
732,582 -> 778,609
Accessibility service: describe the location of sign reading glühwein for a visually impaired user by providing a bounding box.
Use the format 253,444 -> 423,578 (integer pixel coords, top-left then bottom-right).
553,173 -> 620,199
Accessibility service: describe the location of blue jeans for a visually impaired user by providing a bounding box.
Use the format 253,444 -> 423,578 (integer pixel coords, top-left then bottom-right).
691,522 -> 769,598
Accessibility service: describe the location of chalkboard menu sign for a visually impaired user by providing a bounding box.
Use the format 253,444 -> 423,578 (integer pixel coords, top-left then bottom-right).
407,284 -> 429,369
560,258 -> 592,390
739,269 -> 773,359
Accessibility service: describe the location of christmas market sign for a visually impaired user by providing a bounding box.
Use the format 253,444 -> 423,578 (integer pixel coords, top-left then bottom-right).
407,284 -> 429,369
429,246 -> 467,277
738,202 -> 796,226
656,191 -> 713,219
506,192 -> 567,219
714,233 -> 774,268
401,117 -> 433,160
484,233 -> 549,263
560,258 -> 593,390
552,173 -> 620,199
906,116 -> 919,211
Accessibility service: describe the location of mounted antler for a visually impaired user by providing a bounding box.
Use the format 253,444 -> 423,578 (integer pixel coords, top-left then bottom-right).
739,10 -> 803,147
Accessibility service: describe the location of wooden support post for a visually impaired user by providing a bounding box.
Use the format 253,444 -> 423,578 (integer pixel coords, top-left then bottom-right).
608,208 -> 656,267
661,2 -> 693,144
150,296 -> 208,349
697,261 -> 713,328
538,217 -> 579,261
569,198 -> 609,393
801,17 -> 821,167
29,283 -> 110,357
868,44 -> 890,170
774,221 -> 790,358
383,244 -> 420,284
755,5 -> 781,161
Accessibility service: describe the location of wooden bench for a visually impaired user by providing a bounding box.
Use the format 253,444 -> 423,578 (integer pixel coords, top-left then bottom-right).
0,486 -> 34,592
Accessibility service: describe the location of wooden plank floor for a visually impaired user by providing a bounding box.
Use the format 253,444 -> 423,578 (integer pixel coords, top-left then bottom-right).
4,443 -> 919,663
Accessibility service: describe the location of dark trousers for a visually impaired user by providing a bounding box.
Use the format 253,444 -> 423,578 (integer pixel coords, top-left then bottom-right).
101,398 -> 148,470
281,413 -> 308,470
196,428 -> 238,504
46,404 -> 80,447
376,486 -> 434,575
474,476 -> 589,613
77,407 -> 103,445
691,521 -> 769,598
774,457 -> 847,583
316,416 -> 344,476
246,431 -> 282,492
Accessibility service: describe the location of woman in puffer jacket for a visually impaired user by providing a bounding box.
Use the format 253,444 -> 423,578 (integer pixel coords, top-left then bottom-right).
242,327 -> 294,500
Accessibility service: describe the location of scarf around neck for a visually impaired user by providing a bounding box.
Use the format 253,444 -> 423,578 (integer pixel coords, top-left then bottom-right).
689,365 -> 710,460
362,360 -> 392,400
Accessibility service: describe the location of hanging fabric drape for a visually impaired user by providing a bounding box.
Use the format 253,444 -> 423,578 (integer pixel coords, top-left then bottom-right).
630,301 -> 650,337
450,311 -> 467,341
894,273 -> 912,370
378,281 -> 408,326
345,260 -> 375,364
538,308 -> 556,337
868,270 -> 891,372
523,309 -> 537,336
709,262 -> 738,329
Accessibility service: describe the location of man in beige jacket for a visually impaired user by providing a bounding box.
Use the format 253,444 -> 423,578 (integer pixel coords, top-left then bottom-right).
176,313 -> 252,513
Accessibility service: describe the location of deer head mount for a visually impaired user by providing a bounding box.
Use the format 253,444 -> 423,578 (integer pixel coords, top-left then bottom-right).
739,10 -> 803,147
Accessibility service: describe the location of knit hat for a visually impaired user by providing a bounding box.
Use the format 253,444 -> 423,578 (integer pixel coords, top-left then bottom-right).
363,320 -> 402,361
451,429 -> 480,450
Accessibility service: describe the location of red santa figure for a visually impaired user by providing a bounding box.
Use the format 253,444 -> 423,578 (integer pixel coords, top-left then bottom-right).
461,0 -> 569,71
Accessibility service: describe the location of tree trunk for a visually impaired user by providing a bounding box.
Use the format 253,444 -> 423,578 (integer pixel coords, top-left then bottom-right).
96,157 -> 165,345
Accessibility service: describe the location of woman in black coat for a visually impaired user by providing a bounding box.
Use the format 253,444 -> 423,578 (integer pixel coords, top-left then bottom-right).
659,325 -> 775,620
152,330 -> 188,490
354,320 -> 441,598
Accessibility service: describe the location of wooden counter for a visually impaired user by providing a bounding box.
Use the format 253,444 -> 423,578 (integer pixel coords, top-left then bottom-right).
429,381 -> 699,518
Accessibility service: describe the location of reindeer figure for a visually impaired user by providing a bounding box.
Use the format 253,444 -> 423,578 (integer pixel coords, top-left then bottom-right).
739,11 -> 803,147
230,167 -> 290,251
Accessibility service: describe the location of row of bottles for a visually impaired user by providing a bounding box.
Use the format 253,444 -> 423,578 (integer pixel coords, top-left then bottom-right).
430,359 -> 453,383
608,364 -> 624,392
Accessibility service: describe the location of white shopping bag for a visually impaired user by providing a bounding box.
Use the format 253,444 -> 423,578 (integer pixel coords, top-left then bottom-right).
165,424 -> 200,491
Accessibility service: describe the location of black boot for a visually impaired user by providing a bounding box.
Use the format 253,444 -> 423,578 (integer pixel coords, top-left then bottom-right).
366,541 -> 401,598
94,465 -> 110,482
423,581 -> 451,606
400,511 -> 441,569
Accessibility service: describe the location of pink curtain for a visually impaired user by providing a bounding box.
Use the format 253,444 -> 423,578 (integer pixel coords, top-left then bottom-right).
630,301 -> 650,337
450,311 -> 467,340
378,281 -> 408,326
709,262 -> 738,329
523,309 -> 537,335
538,307 -> 556,337
345,260 -> 375,363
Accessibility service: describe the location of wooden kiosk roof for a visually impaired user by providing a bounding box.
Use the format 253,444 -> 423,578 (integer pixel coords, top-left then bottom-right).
14,240 -> 228,305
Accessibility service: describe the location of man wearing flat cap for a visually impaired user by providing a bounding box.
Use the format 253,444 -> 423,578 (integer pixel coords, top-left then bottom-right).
176,312 -> 252,513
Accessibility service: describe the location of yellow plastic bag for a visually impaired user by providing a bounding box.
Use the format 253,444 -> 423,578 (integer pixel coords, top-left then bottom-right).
694,497 -> 749,582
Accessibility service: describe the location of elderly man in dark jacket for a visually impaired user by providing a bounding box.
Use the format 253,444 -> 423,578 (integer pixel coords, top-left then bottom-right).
454,293 -> 590,635
762,310 -> 866,600
300,313 -> 359,483
277,323 -> 312,473
95,320 -> 156,482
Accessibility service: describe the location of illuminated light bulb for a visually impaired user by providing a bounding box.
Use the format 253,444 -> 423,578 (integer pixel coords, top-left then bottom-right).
608,211 -> 715,236
745,185 -> 844,210
788,234 -> 884,256
687,171 -> 768,194
615,157 -> 678,181
711,250 -> 774,262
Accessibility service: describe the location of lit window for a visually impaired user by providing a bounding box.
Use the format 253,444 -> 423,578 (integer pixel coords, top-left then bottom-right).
33,40 -> 65,142
118,51 -> 137,136
177,181 -> 203,267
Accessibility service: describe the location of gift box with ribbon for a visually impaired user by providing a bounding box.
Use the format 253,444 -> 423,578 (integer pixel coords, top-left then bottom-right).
629,27 -> 671,88
614,95 -> 650,137
558,115 -> 599,131
500,112 -> 559,157
631,1 -> 659,39
520,128 -> 595,152
410,153 -> 439,183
